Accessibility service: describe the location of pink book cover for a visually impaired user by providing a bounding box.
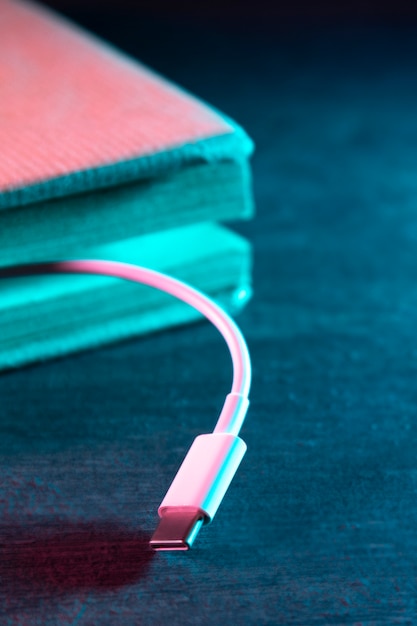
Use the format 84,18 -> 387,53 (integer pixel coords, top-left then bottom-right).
0,0 -> 253,210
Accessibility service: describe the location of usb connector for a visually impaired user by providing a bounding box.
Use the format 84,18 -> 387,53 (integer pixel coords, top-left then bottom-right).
150,432 -> 247,551
150,508 -> 204,550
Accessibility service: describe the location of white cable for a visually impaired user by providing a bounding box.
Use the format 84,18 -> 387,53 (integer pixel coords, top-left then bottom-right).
0,260 -> 252,550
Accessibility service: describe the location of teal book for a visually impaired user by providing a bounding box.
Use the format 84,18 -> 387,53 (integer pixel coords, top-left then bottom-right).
0,0 -> 254,369
1,223 -> 252,370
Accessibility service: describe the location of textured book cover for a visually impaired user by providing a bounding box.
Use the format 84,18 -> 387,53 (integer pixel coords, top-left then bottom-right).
0,0 -> 253,210
0,0 -> 254,267
0,0 -> 254,369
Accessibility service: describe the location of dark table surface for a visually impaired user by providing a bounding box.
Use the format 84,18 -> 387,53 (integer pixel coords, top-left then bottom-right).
3,8 -> 417,625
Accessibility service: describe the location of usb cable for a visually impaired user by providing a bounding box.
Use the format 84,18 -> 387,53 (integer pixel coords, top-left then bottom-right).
0,260 -> 251,551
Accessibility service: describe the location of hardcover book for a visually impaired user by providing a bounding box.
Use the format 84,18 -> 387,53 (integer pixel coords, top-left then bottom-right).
0,0 -> 254,370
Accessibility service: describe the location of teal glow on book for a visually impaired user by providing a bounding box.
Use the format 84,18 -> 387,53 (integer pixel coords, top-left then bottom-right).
0,0 -> 254,369
1,223 -> 252,370
0,0 -> 254,266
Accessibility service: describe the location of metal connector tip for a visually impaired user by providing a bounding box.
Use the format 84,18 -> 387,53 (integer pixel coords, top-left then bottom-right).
150,508 -> 204,551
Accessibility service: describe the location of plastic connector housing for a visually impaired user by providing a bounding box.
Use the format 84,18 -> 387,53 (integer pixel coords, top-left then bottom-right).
150,432 -> 247,550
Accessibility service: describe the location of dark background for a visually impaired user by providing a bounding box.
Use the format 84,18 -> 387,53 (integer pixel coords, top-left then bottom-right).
39,0 -> 417,20
3,1 -> 417,624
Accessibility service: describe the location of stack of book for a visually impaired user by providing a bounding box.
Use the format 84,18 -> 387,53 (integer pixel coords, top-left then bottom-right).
0,0 -> 254,371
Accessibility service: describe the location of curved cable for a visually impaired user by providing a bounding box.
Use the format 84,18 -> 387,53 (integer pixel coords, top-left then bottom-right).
0,260 -> 251,434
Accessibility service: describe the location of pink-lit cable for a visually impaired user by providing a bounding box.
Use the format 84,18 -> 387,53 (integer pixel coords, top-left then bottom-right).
1,259 -> 252,549
0,260 -> 251,435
